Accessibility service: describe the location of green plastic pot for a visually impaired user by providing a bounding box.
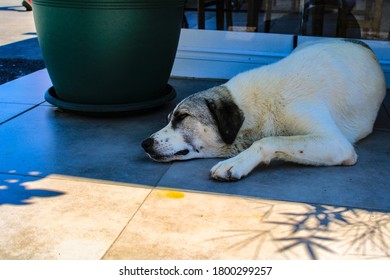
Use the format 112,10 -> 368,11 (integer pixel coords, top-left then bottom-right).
33,0 -> 184,112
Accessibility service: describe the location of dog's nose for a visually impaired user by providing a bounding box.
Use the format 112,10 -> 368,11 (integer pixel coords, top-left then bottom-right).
141,138 -> 155,153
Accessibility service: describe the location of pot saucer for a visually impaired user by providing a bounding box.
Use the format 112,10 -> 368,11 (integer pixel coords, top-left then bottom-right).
45,85 -> 176,113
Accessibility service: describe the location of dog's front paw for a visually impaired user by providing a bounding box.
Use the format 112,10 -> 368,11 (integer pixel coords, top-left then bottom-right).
210,156 -> 251,181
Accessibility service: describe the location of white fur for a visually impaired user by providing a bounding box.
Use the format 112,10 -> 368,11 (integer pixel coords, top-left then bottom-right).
144,40 -> 386,181
210,40 -> 386,180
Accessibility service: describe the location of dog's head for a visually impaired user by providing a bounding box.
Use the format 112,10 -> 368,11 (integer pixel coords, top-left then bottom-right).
141,86 -> 245,162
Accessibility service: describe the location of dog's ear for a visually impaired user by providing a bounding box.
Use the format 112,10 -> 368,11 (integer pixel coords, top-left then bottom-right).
206,98 -> 244,144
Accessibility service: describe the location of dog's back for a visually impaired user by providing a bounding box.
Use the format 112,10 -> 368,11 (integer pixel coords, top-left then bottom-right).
226,39 -> 386,143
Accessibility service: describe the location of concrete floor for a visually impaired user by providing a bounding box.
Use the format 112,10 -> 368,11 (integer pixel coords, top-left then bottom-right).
0,0 -> 390,260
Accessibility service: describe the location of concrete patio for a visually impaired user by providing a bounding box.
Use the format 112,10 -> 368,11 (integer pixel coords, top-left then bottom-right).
0,0 -> 389,260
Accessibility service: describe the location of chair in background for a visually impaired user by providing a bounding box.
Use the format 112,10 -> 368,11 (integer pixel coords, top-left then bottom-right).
264,0 -> 302,32
301,0 -> 356,37
349,0 -> 384,39
246,0 -> 262,31
197,0 -> 233,30
301,0 -> 384,39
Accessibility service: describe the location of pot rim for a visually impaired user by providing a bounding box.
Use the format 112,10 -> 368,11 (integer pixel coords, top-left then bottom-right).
33,0 -> 185,9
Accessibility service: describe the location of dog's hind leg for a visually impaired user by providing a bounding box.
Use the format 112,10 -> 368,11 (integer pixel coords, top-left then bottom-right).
210,133 -> 357,181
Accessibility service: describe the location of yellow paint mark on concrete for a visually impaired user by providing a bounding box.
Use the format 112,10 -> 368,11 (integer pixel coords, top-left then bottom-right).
157,190 -> 186,199
165,191 -> 185,199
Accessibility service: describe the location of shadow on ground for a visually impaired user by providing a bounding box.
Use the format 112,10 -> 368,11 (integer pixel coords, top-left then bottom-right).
0,38 -> 44,85
0,173 -> 64,205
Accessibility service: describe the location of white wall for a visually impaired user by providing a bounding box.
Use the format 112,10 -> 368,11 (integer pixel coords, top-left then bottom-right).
172,29 -> 390,88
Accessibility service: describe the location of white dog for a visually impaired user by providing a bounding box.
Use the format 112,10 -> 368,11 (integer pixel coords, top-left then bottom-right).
142,39 -> 386,181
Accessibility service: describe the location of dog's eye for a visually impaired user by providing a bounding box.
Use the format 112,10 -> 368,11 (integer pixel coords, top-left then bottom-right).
176,113 -> 189,121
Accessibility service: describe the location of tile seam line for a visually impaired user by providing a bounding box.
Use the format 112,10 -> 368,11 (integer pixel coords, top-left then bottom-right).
0,101 -> 45,125
0,171 -> 45,179
0,101 -> 43,105
100,188 -> 154,260
154,163 -> 175,187
100,163 -> 175,259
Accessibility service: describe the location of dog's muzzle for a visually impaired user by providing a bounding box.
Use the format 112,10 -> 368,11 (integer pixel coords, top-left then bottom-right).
141,137 -> 190,160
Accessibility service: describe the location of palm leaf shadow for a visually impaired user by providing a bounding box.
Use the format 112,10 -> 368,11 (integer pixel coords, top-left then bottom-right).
0,175 -> 64,206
